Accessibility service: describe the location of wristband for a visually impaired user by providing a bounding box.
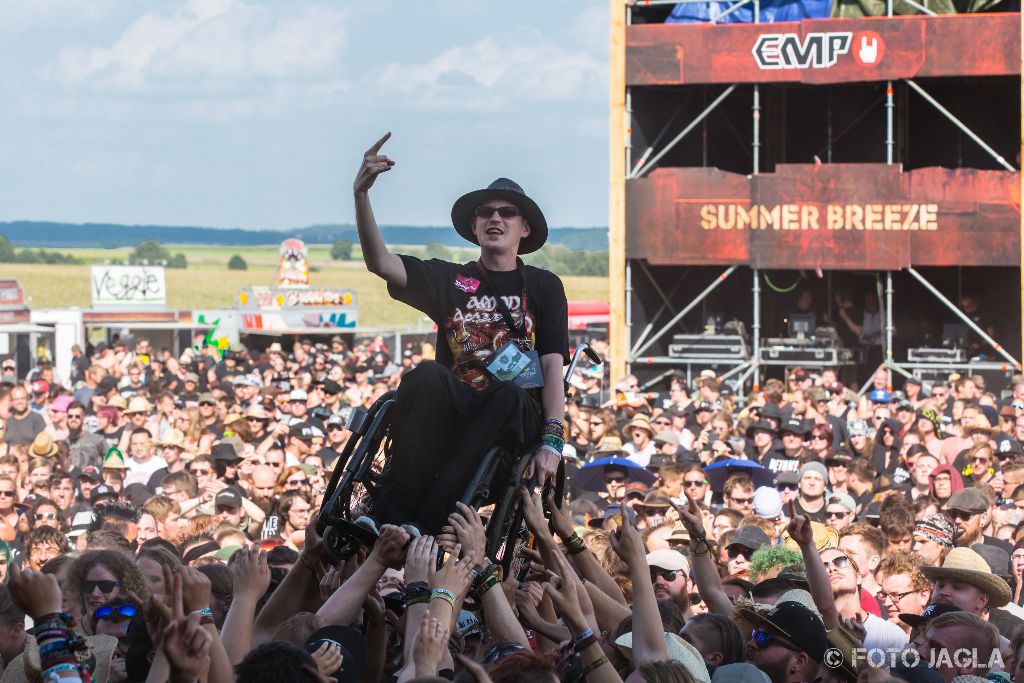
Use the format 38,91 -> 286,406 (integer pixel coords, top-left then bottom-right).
192,607 -> 214,617
564,532 -> 587,555
39,641 -> 74,655
431,589 -> 457,607
42,664 -> 79,675
198,615 -> 215,626
537,444 -> 562,459
582,655 -> 610,677
544,418 -> 564,427
406,581 -> 428,593
573,630 -> 598,647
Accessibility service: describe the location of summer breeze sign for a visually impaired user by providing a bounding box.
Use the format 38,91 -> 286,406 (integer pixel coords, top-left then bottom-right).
625,164 -> 1020,270
91,266 -> 167,307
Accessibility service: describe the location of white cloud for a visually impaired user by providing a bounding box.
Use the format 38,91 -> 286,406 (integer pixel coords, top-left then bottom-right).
374,27 -> 604,110
53,0 -> 348,95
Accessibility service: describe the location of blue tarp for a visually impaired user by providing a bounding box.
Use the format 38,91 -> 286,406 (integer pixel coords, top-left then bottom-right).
665,0 -> 831,23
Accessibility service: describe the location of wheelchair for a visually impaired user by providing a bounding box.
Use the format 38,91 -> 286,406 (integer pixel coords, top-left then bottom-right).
316,343 -> 602,575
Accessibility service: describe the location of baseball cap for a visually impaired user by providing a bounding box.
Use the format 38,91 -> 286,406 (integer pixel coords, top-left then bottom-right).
197,392 -> 216,404
728,526 -> 771,552
215,488 -> 243,509
779,418 -> 807,436
79,466 -> 102,482
304,626 -> 367,682
89,485 -> 118,505
646,549 -> 690,572
289,422 -> 325,441
753,487 -> 783,519
288,389 -> 309,402
899,602 -> 961,628
868,389 -> 892,404
67,511 -> 96,539
826,493 -> 856,514
30,380 -> 49,395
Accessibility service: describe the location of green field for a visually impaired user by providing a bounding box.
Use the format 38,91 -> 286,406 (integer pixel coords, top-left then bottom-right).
7,245 -> 609,327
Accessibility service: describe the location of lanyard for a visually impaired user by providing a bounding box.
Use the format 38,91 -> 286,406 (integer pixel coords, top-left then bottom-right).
474,260 -> 529,345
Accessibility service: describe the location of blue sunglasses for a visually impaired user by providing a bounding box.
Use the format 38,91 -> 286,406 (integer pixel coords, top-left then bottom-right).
751,628 -> 795,650
95,604 -> 138,620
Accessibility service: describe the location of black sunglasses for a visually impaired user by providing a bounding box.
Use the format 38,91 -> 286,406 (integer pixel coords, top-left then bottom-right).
83,580 -> 122,594
474,205 -> 520,219
650,568 -> 681,582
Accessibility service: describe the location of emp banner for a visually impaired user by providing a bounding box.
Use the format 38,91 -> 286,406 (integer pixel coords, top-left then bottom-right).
625,164 -> 1020,270
627,14 -> 1019,85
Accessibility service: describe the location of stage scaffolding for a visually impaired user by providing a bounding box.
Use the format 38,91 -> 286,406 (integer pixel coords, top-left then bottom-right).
608,0 -> 1023,394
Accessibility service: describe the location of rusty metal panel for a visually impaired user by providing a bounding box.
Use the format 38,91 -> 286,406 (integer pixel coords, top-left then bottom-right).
626,164 -> 1020,269
626,14 -> 1020,86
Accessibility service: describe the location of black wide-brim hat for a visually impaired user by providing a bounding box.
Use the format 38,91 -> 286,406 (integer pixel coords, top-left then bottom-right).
451,177 -> 548,255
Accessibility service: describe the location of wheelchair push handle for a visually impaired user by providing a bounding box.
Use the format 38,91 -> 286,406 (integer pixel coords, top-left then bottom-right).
563,342 -> 602,398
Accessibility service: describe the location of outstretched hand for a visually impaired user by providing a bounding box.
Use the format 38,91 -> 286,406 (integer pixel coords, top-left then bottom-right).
354,133 -> 395,194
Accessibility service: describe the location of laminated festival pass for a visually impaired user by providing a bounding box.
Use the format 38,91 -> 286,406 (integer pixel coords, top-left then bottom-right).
485,341 -> 544,389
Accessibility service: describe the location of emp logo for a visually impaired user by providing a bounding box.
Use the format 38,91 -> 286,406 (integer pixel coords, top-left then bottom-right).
752,31 -> 884,69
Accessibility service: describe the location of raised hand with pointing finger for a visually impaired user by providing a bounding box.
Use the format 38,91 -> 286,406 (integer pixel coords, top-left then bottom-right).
785,499 -> 814,547
354,132 -> 395,194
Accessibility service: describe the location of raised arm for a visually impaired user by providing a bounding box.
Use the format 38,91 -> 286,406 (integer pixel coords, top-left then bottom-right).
786,500 -> 840,629
354,133 -> 407,288
678,492 -> 734,617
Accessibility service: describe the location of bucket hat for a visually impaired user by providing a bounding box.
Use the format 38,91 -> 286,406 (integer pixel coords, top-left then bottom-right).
919,547 -> 1011,607
450,178 -> 548,254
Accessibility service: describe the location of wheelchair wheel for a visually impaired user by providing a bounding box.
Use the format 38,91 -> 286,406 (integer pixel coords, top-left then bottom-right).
317,391 -> 397,560
483,450 -> 534,577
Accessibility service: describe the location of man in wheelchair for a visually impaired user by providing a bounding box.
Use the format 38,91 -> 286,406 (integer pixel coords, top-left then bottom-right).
350,133 -> 569,537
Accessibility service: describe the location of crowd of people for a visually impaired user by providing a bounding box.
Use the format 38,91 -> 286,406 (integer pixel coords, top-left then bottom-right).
0,334 -> 1023,683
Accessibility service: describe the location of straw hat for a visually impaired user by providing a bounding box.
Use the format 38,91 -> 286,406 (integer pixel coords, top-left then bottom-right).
1,634 -> 117,683
964,415 -> 998,437
160,429 -> 186,449
103,447 -> 126,470
591,436 -> 625,457
106,395 -> 128,410
614,632 -> 710,683
624,414 -> 654,436
223,412 -> 244,427
28,432 -> 58,458
244,404 -> 272,420
920,547 -> 1011,607
123,396 -> 152,415
781,521 -> 838,552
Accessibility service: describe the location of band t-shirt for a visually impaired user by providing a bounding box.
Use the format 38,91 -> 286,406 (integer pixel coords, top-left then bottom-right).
388,255 -> 569,390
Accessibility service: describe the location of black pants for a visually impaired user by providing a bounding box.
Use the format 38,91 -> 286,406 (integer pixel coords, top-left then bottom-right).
373,361 -> 543,534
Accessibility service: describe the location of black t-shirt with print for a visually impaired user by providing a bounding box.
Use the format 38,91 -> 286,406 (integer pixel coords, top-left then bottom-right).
388,255 -> 569,393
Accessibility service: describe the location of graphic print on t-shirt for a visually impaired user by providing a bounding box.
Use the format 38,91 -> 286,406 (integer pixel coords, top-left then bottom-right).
447,290 -> 536,389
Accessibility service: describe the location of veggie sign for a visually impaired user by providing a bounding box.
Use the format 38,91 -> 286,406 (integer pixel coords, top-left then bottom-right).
90,266 -> 167,307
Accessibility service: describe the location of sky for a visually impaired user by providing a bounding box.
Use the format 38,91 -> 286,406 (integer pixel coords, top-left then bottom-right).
0,0 -> 610,231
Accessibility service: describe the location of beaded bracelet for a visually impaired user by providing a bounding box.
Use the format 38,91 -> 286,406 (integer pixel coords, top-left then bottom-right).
582,655 -> 610,677
541,434 -> 564,450
431,589 -> 457,607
